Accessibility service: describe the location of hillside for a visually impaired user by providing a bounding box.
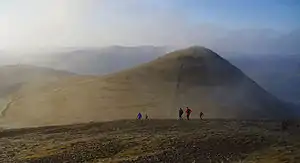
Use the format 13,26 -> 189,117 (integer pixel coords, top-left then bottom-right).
0,65 -> 76,120
1,47 -> 296,128
3,46 -> 299,105
1,120 -> 300,163
228,54 -> 300,104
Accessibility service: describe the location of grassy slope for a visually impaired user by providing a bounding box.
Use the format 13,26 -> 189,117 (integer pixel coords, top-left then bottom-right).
0,65 -> 76,127
2,47 -> 292,128
0,119 -> 300,163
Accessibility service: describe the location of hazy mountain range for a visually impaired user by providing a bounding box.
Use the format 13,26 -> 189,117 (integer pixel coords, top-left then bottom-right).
0,65 -> 75,98
7,46 -> 169,75
0,46 -> 299,105
1,47 -> 297,128
228,54 -> 300,104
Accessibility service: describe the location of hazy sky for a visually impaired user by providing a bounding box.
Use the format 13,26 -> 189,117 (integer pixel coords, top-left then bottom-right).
0,0 -> 299,53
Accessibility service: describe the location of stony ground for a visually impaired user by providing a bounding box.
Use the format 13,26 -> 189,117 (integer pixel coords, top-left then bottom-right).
0,119 -> 300,163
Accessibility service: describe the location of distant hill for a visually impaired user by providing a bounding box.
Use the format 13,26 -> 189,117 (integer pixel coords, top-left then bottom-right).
10,46 -> 298,105
3,46 -> 299,105
1,47 -> 296,128
23,46 -> 169,75
0,65 -> 75,98
228,54 -> 300,104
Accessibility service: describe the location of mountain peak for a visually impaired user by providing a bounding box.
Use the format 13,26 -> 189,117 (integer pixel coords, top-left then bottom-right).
1,47 -> 295,127
164,46 -> 220,60
131,46 -> 240,86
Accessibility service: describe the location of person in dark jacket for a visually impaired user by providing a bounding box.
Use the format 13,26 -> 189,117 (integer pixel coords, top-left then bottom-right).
179,108 -> 184,120
200,112 -> 204,120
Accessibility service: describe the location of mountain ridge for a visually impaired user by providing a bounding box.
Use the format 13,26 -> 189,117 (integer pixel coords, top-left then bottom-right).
1,47 -> 297,128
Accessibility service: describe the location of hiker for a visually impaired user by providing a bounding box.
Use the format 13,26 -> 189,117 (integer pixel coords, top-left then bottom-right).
185,107 -> 192,120
137,112 -> 142,120
200,112 -> 204,120
179,108 -> 184,120
145,113 -> 149,120
281,120 -> 290,131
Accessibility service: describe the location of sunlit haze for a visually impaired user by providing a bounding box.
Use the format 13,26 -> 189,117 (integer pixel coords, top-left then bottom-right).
1,1 -> 300,161
0,0 -> 299,54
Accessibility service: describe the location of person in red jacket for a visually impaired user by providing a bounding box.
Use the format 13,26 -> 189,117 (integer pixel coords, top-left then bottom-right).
185,107 -> 192,120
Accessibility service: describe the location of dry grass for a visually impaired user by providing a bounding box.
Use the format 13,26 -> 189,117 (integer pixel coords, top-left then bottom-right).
1,47 -> 293,128
0,119 -> 299,163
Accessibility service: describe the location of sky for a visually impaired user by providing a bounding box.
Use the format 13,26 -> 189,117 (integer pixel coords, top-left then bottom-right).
0,0 -> 299,53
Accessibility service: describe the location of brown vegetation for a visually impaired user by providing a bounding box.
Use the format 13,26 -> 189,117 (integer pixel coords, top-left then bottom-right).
1,47 -> 295,128
0,119 -> 300,163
